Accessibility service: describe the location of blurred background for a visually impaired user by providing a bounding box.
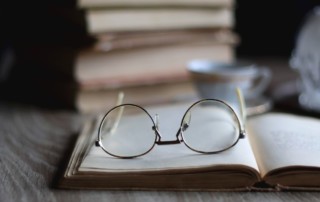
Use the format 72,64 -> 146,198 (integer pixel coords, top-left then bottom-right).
236,0 -> 319,56
1,0 -> 319,114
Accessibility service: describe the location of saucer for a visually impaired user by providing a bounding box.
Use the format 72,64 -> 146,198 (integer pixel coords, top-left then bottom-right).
245,96 -> 273,116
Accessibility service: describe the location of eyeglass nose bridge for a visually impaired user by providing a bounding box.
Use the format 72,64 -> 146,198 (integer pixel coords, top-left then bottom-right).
153,126 -> 184,145
152,114 -> 184,145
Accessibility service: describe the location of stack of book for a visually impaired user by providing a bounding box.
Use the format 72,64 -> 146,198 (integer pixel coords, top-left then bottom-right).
2,0 -> 238,113
76,0 -> 238,113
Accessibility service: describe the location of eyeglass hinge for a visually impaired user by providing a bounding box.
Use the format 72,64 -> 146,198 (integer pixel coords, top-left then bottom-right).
95,140 -> 101,147
240,130 -> 246,139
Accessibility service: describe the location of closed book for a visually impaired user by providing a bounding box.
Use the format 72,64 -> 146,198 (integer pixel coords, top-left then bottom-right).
94,29 -> 238,52
86,8 -> 233,34
76,42 -> 235,90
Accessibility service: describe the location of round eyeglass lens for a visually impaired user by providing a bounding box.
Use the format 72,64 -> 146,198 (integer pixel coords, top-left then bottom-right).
181,100 -> 240,153
99,104 -> 156,158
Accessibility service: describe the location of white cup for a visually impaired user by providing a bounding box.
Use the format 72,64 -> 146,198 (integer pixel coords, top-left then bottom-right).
187,60 -> 271,110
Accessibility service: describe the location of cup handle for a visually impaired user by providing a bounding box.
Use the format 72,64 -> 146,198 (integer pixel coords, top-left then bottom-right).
249,67 -> 272,98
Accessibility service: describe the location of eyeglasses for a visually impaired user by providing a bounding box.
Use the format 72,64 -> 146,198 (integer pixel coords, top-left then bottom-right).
96,89 -> 246,159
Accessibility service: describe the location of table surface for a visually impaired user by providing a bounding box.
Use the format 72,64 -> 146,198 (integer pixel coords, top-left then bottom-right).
2,58 -> 320,202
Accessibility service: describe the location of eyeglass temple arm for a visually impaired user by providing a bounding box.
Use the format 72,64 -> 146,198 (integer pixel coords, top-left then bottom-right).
236,87 -> 247,138
96,92 -> 125,147
109,92 -> 125,134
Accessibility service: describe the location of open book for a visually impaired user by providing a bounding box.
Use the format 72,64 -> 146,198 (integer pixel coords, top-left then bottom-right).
59,103 -> 320,191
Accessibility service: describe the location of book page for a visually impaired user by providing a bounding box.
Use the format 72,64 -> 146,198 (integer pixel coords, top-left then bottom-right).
80,102 -> 259,173
247,113 -> 320,177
